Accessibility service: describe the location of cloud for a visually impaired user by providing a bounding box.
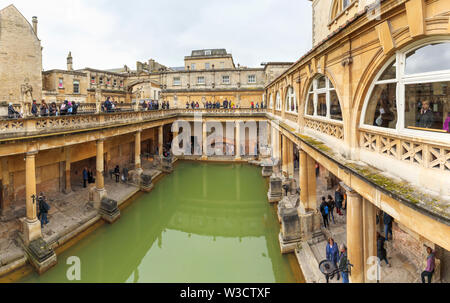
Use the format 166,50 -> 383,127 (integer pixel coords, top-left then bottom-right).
3,0 -> 312,70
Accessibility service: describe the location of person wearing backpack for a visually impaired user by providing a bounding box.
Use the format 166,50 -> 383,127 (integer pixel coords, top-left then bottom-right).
38,193 -> 50,227
320,197 -> 330,229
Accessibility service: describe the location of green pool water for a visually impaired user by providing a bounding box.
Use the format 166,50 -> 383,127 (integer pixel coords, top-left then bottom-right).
21,162 -> 303,283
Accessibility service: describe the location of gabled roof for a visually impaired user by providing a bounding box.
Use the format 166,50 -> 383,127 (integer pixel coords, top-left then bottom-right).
0,4 -> 39,40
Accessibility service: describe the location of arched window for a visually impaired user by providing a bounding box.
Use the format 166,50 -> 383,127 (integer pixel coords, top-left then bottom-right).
269,94 -> 274,109
362,40 -> 450,136
285,86 -> 298,113
276,92 -> 282,111
305,75 -> 342,121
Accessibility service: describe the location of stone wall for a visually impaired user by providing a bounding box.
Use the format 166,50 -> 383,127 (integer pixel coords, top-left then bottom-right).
0,5 -> 42,102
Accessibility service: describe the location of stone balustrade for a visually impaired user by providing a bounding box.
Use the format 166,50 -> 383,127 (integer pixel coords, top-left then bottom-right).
0,108 -> 268,140
360,129 -> 450,173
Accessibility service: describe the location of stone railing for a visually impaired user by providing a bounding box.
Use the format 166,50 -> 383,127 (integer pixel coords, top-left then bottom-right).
305,117 -> 344,140
285,112 -> 298,123
360,129 -> 450,172
0,108 -> 267,140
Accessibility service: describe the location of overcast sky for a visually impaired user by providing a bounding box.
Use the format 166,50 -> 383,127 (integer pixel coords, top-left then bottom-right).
3,0 -> 312,71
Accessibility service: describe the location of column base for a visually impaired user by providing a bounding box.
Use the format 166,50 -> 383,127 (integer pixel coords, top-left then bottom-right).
262,165 -> 273,177
93,188 -> 107,209
99,198 -> 121,224
279,233 -> 301,254
201,156 -> 208,161
21,218 -> 42,246
235,157 -> 242,161
17,235 -> 57,275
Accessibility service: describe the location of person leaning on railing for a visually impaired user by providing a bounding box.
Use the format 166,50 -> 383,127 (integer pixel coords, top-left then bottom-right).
7,103 -> 22,119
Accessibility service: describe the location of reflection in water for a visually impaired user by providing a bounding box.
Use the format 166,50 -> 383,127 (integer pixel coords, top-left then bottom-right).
21,162 -> 302,283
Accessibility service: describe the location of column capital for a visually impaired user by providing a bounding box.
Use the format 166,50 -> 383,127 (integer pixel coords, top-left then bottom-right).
97,138 -> 106,143
26,150 -> 38,157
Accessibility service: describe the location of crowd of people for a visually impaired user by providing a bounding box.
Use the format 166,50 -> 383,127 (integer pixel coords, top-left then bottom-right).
185,99 -> 266,110
7,99 -> 80,119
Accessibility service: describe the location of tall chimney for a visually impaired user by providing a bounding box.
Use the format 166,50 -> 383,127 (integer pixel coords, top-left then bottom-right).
67,52 -> 73,71
32,16 -> 38,35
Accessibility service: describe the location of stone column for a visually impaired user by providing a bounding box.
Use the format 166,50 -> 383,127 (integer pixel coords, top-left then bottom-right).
64,148 -> 71,194
23,151 -> 42,245
158,125 -> 164,156
1,158 -> 11,215
306,155 -> 317,210
282,135 -> 288,177
287,140 -> 294,179
135,130 -> 142,173
202,122 -> 208,160
94,139 -> 106,208
235,121 -> 241,160
299,150 -> 309,209
347,190 -> 364,283
363,198 -> 377,283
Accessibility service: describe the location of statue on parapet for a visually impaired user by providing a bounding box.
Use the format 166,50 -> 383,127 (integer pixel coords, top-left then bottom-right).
20,78 -> 33,116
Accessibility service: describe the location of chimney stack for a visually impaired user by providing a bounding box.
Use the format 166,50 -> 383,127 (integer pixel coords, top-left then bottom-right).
67,52 -> 73,71
32,16 -> 38,35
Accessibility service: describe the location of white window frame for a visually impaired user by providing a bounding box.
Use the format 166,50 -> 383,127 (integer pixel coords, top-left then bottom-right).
205,50 -> 212,56
222,75 -> 230,84
360,37 -> 450,143
285,86 -> 298,113
276,92 -> 282,111
173,77 -> 181,86
205,63 -> 210,70
73,80 -> 80,94
305,75 -> 341,121
269,94 -> 274,109
191,63 -> 196,70
248,75 -> 256,84
197,76 -> 205,85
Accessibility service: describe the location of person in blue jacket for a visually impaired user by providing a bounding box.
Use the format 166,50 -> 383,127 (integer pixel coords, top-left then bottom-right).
383,212 -> 393,241
326,237 -> 340,280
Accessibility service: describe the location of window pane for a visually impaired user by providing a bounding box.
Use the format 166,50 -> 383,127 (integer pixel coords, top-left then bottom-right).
330,90 -> 342,121
364,83 -> 397,129
405,81 -> 450,132
307,94 -> 314,115
405,43 -> 450,74
379,61 -> 397,81
317,93 -> 327,117
318,76 -> 326,89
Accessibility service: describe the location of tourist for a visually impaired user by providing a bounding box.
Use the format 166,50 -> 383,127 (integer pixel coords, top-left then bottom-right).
416,100 -> 434,129
282,183 -> 290,197
335,186 -> 344,216
195,102 -> 200,109
72,102 -> 79,115
49,102 -> 58,116
326,238 -> 340,280
31,100 -> 38,117
443,111 -> 450,132
320,197 -> 330,229
60,100 -> 68,115
375,96 -> 395,128
104,97 -> 113,112
377,232 -> 391,267
83,167 -> 88,188
114,165 -> 120,183
315,163 -> 320,177
327,195 -> 336,224
186,101 -> 190,109
40,100 -> 49,117
38,193 -> 50,228
338,244 -> 349,284
67,101 -> 74,114
8,103 -> 21,119
421,245 -> 436,283
383,212 -> 393,241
